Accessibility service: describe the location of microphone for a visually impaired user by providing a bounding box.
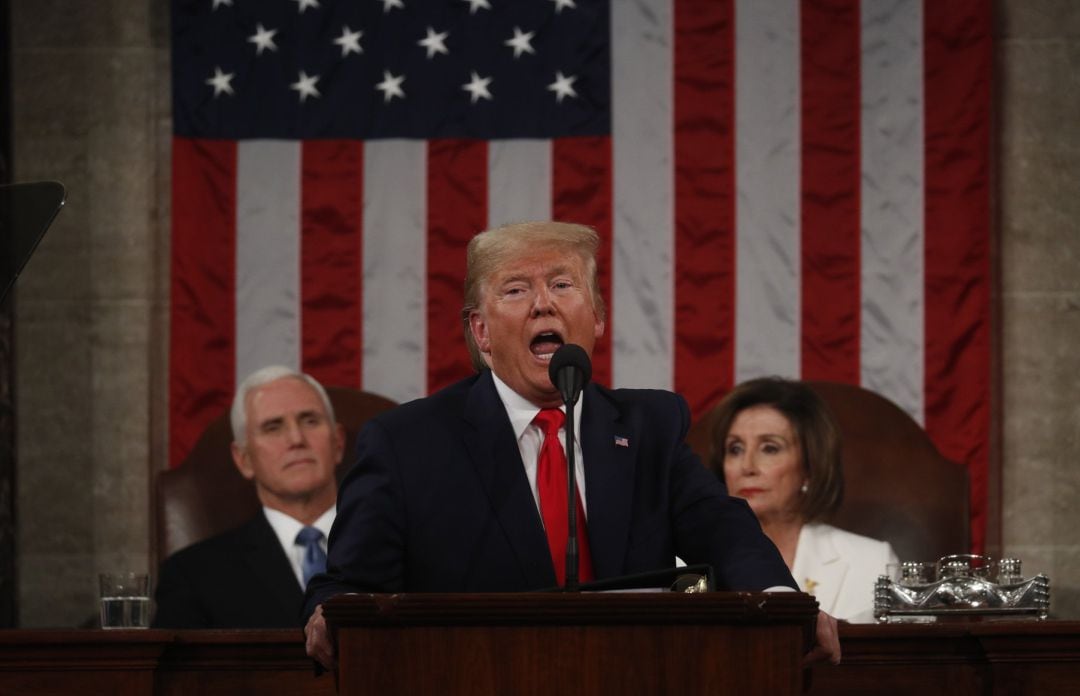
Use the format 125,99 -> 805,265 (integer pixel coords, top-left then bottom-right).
548,343 -> 591,406
548,344 -> 592,591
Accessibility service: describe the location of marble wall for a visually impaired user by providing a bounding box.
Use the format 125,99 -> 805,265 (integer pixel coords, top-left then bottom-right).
997,1 -> 1080,617
8,0 -> 1080,625
10,0 -> 171,626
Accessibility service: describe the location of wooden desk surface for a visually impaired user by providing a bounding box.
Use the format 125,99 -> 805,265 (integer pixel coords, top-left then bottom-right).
1,620 -> 1078,695
808,620 -> 1080,696
0,628 -> 333,696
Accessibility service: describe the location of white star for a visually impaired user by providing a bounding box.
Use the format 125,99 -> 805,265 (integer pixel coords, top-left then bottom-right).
375,70 -> 406,102
461,0 -> 491,15
290,70 -> 321,103
204,66 -> 235,97
504,27 -> 535,59
211,0 -> 233,10
248,23 -> 279,55
418,27 -> 450,59
549,0 -> 576,12
547,71 -> 578,103
291,0 -> 320,13
334,26 -> 364,57
462,71 -> 493,104
381,0 -> 404,12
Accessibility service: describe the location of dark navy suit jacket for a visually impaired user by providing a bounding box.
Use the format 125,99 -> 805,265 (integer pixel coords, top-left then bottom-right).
305,370 -> 793,615
154,512 -> 305,629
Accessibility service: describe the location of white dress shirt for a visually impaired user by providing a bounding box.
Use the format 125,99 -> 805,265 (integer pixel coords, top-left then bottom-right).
490,372 -> 588,519
263,506 -> 336,588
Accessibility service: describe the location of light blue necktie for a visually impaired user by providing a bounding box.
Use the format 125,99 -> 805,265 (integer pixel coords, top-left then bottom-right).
296,526 -> 327,588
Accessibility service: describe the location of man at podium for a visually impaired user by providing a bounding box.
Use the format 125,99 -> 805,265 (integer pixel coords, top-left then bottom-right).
304,221 -> 839,667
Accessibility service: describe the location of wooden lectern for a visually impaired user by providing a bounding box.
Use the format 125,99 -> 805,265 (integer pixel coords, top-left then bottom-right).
322,592 -> 818,695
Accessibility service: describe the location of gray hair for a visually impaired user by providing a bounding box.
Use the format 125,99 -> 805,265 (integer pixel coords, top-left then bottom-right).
460,221 -> 606,371
230,365 -> 336,445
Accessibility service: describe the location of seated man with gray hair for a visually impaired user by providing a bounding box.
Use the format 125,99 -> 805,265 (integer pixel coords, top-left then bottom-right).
153,365 -> 345,628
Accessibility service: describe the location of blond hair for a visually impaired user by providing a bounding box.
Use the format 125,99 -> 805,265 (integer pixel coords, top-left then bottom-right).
460,221 -> 606,371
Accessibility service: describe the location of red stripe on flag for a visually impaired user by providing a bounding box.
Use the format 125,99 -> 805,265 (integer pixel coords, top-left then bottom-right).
674,0 -> 736,417
923,0 -> 993,553
427,139 -> 488,393
300,140 -> 364,389
169,136 -> 237,467
553,136 -> 613,389
800,0 -> 861,383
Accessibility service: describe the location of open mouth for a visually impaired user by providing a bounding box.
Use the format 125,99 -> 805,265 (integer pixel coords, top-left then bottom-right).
530,330 -> 564,361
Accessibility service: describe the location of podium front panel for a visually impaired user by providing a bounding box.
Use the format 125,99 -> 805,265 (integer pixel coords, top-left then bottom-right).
323,592 -> 818,696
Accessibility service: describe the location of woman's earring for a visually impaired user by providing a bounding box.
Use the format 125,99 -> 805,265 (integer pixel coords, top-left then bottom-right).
800,481 -> 809,494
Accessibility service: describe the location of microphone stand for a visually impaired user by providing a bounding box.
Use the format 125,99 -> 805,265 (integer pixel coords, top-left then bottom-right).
564,392 -> 579,591
548,343 -> 590,593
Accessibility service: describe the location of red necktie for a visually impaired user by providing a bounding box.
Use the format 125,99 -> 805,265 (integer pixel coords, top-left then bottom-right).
534,408 -> 593,585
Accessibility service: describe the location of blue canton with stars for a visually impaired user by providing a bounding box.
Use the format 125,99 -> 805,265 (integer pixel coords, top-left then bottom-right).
172,0 -> 611,140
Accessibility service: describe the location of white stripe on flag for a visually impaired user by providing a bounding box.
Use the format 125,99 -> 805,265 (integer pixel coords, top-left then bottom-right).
235,139 -> 301,383
611,0 -> 674,390
860,0 -> 925,423
735,0 -> 801,383
362,139 -> 427,404
488,140 -> 553,228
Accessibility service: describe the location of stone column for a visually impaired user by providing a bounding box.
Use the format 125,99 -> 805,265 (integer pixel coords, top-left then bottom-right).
11,0 -> 171,627
998,0 -> 1080,618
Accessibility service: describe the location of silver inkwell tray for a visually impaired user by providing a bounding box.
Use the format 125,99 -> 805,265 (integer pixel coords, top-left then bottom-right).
874,554 -> 1050,623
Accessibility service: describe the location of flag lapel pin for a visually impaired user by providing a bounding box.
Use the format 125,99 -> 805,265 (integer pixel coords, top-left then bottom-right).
614,435 -> 629,448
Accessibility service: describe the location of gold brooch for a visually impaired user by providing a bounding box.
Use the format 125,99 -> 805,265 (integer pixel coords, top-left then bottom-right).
804,577 -> 819,594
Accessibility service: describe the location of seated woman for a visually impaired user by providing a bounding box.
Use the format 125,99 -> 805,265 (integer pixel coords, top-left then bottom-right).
710,377 -> 898,622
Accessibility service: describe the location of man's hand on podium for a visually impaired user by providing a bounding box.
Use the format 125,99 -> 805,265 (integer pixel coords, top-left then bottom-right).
305,604 -> 336,671
804,609 -> 841,665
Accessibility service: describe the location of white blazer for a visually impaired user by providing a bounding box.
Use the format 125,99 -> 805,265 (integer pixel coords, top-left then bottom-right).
790,523 -> 898,622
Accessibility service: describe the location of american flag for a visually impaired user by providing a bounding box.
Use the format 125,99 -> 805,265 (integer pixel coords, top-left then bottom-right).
170,0 -> 992,551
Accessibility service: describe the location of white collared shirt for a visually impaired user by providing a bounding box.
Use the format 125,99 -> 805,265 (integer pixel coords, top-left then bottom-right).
262,506 -> 336,588
490,372 -> 588,519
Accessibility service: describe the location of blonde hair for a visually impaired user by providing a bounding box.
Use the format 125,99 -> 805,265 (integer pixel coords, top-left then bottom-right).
460,221 -> 606,371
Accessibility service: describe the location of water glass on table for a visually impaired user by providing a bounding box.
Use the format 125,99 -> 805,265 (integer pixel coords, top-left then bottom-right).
98,571 -> 150,629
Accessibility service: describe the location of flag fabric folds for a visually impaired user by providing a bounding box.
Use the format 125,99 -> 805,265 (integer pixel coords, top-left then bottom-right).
170,0 -> 992,551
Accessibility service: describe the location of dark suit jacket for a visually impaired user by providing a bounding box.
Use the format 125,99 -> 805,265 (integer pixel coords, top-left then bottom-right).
305,371 -> 794,615
153,512 -> 305,629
